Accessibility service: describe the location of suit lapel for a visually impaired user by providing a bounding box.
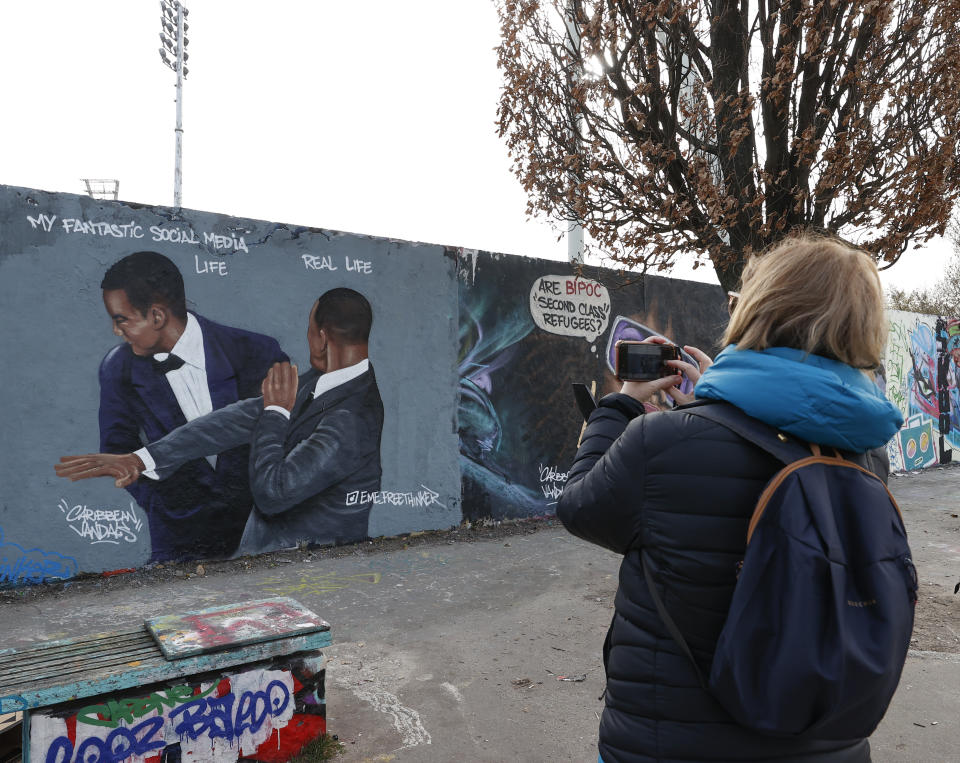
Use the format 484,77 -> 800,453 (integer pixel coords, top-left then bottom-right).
130,355 -> 187,433
286,368 -> 372,445
200,319 -> 239,411
291,377 -> 317,419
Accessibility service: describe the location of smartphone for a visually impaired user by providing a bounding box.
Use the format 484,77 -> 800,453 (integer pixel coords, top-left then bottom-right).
615,341 -> 681,381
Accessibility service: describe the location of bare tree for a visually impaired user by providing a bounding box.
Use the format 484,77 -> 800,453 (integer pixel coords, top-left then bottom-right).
496,0 -> 960,291
887,284 -> 954,316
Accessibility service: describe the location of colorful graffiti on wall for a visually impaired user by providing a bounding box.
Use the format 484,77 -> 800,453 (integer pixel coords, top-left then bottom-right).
10,184 -> 957,587
0,528 -> 77,588
147,598 -> 328,659
456,250 -> 729,520
29,658 -> 326,763
883,310 -> 960,471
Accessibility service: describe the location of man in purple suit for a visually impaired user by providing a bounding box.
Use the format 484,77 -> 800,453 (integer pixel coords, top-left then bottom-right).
97,251 -> 287,562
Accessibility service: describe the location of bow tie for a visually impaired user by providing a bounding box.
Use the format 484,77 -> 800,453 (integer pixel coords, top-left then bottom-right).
153,354 -> 186,374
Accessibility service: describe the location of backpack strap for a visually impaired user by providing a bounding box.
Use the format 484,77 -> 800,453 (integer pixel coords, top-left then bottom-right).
682,400 -> 812,464
639,401 -> 810,691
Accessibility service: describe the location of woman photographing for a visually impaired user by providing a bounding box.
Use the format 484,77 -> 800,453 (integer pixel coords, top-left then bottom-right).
559,233 -> 907,763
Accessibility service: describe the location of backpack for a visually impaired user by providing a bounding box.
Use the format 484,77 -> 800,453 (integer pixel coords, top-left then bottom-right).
642,401 -> 918,739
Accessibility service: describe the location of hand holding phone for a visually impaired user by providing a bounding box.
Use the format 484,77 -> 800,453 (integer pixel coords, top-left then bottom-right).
663,345 -> 713,405
615,341 -> 682,381
614,339 -> 712,407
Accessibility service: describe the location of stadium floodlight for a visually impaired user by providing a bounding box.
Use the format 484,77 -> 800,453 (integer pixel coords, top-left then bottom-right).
157,1 -> 189,208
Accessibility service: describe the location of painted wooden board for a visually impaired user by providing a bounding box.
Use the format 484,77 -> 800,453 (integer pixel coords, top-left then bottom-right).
0,627 -> 331,714
27,652 -> 327,763
145,597 -> 330,660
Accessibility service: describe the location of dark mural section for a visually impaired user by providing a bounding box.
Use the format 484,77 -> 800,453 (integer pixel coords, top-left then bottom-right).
455,249 -> 729,521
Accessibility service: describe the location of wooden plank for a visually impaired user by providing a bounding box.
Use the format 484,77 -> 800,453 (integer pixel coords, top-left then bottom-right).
1,631 -> 133,653
0,638 -> 157,674
145,596 -> 330,659
0,630 -> 331,713
0,630 -> 155,685
0,630 -> 152,663
0,645 -> 160,687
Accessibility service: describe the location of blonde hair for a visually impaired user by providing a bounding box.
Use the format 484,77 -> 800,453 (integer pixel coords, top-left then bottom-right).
722,233 -> 886,368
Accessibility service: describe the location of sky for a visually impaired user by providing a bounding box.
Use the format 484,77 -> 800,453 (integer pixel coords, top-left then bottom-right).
1,0 -> 954,292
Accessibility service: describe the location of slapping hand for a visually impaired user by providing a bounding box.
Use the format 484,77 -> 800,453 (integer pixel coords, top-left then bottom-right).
262,362 -> 299,412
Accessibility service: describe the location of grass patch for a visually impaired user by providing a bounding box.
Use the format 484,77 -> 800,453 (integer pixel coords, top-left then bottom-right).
288,734 -> 344,762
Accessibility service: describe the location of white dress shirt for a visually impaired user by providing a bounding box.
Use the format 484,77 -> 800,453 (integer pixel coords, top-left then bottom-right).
266,358 -> 370,419
136,313 -> 216,476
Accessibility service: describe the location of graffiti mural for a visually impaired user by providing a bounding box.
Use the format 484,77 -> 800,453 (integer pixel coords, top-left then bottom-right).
29,657 -> 326,763
147,599 -> 328,659
455,249 -> 729,520
58,498 -> 144,546
54,261 -> 386,562
882,310 -> 960,471
93,250 -> 290,563
10,183 -> 955,586
0,528 -> 78,588
0,184 -> 460,579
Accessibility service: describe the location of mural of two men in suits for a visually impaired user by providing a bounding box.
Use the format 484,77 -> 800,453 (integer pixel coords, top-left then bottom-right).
59,254 -> 384,559
97,251 -> 287,561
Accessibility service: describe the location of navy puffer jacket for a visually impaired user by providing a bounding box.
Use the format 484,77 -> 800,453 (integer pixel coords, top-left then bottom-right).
559,394 -> 888,763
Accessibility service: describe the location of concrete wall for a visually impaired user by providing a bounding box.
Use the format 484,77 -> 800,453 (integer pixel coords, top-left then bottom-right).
882,310 -> 960,471
3,184 -> 942,587
0,186 -> 460,584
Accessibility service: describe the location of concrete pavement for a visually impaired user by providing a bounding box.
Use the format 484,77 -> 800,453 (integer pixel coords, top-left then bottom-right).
2,467 -> 959,761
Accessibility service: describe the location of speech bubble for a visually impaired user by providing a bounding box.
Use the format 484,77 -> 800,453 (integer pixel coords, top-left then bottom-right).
529,275 -> 610,342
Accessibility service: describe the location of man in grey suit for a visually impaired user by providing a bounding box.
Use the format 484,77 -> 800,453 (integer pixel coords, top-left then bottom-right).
57,288 -> 384,555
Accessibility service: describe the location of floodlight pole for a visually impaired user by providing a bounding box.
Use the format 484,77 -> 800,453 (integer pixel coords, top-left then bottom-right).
564,3 -> 584,265
159,1 -> 188,209
174,3 -> 184,208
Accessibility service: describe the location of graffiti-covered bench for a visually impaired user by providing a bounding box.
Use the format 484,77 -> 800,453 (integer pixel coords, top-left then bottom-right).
0,597 -> 332,763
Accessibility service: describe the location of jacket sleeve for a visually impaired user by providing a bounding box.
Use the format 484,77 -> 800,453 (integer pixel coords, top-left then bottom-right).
249,408 -> 373,516
557,393 -> 649,555
146,397 -> 263,479
864,445 -> 891,484
236,335 -> 289,398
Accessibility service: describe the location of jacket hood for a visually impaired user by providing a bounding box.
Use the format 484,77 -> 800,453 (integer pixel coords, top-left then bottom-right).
695,345 -> 903,452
